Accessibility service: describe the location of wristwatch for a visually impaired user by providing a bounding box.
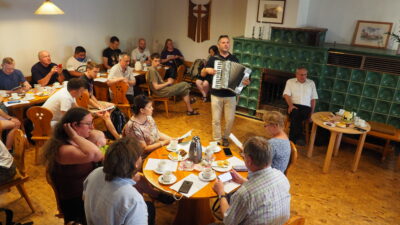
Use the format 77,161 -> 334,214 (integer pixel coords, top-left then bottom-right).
218,194 -> 227,200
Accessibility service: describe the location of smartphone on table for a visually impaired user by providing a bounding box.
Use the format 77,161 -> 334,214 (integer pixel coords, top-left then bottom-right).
223,147 -> 233,157
178,180 -> 193,194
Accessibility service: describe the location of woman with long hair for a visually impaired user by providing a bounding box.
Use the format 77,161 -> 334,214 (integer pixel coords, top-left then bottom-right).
160,38 -> 184,83
42,107 -> 103,225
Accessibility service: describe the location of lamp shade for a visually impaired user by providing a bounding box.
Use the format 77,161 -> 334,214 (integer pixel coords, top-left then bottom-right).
34,0 -> 64,15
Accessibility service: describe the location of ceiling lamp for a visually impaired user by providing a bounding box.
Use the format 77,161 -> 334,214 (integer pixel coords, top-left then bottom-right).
34,0 -> 64,15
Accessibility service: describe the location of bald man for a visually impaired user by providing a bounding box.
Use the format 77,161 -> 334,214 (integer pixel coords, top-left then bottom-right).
31,50 -> 64,86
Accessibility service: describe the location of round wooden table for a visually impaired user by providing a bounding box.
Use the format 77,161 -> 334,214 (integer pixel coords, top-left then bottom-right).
307,112 -> 371,173
143,146 -> 246,225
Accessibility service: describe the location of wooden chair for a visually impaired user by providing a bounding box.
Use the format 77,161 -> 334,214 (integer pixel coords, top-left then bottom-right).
284,141 -> 298,176
26,106 -> 53,164
175,64 -> 186,83
145,71 -> 170,118
0,129 -> 35,213
45,168 -> 64,218
75,91 -> 90,108
284,215 -> 305,225
108,80 -> 132,118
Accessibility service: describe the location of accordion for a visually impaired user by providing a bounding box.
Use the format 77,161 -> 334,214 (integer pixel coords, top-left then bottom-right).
212,60 -> 252,94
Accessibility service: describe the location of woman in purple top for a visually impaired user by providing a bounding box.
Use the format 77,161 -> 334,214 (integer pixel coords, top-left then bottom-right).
160,38 -> 184,82
42,107 -> 104,225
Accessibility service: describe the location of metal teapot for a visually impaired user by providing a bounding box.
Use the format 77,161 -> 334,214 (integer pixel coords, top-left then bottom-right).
189,136 -> 202,164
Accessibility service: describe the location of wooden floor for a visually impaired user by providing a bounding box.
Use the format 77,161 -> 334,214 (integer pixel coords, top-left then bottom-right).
1,99 -> 399,225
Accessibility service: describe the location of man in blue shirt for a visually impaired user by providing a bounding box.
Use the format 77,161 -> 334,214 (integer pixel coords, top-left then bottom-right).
0,57 -> 31,93
83,137 -> 151,225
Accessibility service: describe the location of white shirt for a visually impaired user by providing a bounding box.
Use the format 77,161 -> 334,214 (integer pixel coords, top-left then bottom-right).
66,56 -> 88,72
43,87 -> 76,121
0,140 -> 13,168
283,78 -> 318,107
108,63 -> 136,95
131,47 -> 150,62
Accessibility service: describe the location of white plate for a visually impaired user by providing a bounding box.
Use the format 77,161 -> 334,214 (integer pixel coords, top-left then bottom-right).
206,146 -> 221,153
198,171 -> 216,182
154,168 -> 167,175
211,161 -> 232,172
323,122 -> 336,127
158,174 -> 177,185
166,144 -> 178,152
168,152 -> 189,161
53,85 -> 63,89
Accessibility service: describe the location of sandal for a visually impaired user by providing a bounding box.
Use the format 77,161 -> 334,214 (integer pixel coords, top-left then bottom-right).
187,110 -> 199,116
202,96 -> 207,102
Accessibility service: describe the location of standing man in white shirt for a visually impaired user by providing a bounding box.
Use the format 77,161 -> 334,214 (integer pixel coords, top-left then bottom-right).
283,67 -> 318,146
43,78 -> 86,125
66,46 -> 89,79
107,53 -> 136,104
131,38 -> 151,65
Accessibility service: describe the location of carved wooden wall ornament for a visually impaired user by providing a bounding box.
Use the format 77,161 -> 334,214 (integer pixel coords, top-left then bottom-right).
188,0 -> 211,43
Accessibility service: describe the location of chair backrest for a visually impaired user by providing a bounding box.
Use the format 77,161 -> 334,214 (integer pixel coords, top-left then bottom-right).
13,129 -> 27,176
26,106 -> 53,138
285,141 -> 298,176
284,215 -> 305,225
175,65 -> 186,83
75,91 -> 90,108
158,67 -> 166,80
109,81 -> 129,105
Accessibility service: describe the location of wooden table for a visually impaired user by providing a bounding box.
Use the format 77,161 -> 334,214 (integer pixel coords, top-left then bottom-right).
143,146 -> 246,225
307,112 -> 371,173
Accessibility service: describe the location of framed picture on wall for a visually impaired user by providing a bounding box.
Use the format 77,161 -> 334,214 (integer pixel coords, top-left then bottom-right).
351,20 -> 393,49
257,0 -> 285,24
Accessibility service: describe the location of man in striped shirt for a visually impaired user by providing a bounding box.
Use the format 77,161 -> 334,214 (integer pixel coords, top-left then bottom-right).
212,136 -> 291,225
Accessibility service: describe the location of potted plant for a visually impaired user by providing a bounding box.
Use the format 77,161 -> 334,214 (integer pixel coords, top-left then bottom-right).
386,31 -> 400,54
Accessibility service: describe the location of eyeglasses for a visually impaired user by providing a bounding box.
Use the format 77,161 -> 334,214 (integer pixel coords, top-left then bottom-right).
79,121 -> 93,127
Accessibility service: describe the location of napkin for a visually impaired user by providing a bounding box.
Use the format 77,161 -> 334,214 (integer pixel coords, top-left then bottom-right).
170,174 -> 209,198
227,156 -> 245,167
144,158 -> 178,172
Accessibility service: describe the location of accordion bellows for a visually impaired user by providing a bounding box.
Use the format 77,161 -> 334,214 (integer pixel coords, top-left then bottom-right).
212,60 -> 252,94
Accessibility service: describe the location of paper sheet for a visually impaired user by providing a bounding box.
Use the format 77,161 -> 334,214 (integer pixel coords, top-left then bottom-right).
172,141 -> 207,152
227,156 -> 245,167
94,77 -> 108,82
229,133 -> 243,149
170,174 -> 209,198
144,158 -> 178,172
177,129 -> 192,140
224,180 -> 241,193
4,100 -> 30,107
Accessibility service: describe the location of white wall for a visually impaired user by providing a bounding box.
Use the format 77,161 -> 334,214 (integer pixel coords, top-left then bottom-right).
152,0 -> 247,61
0,0 -> 155,76
306,0 -> 400,49
244,0 -> 302,39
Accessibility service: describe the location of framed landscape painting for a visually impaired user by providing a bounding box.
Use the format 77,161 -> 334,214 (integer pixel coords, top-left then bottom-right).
257,0 -> 285,24
351,20 -> 392,49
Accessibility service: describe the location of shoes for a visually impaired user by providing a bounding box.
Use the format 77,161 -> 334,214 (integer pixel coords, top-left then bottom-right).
296,139 -> 306,146
202,96 -> 207,102
222,138 -> 230,147
157,193 -> 175,205
187,110 -> 199,116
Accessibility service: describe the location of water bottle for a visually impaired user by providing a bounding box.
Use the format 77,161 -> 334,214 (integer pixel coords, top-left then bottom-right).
189,136 -> 202,164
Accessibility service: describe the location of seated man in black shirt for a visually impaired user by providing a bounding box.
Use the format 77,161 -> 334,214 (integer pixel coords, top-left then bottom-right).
102,36 -> 122,70
31,50 -> 64,86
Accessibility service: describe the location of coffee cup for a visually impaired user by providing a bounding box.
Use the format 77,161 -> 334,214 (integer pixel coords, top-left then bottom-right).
157,160 -> 168,172
162,171 -> 173,182
337,109 -> 345,116
182,160 -> 193,170
208,141 -> 218,151
169,139 -> 178,150
202,168 -> 214,179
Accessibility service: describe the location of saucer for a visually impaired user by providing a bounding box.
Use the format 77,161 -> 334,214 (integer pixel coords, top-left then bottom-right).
154,168 -> 167,175
158,175 -> 177,185
323,122 -> 335,127
53,85 -> 63,89
198,172 -> 216,182
168,151 -> 189,161
166,144 -> 178,151
207,146 -> 221,153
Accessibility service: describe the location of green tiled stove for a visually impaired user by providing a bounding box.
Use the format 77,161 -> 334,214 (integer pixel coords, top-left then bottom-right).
233,27 -> 400,128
